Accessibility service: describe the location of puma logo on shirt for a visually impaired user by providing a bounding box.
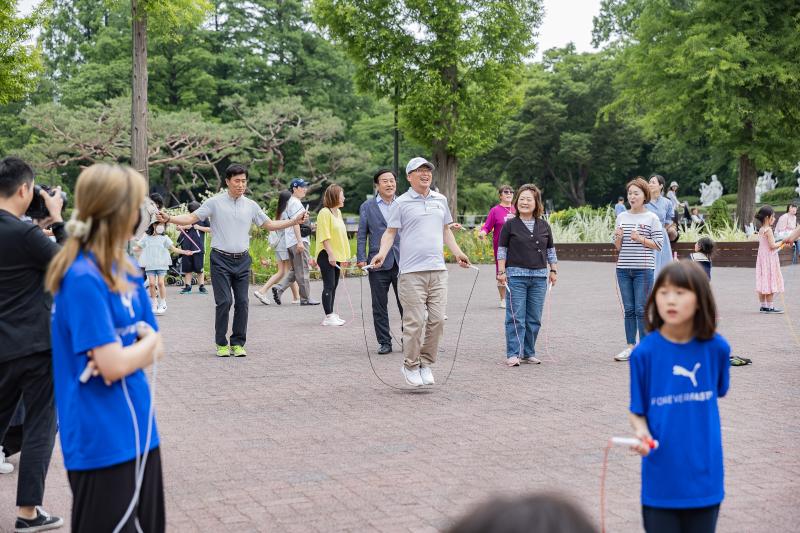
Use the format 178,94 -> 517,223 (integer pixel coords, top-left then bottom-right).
673,362 -> 701,387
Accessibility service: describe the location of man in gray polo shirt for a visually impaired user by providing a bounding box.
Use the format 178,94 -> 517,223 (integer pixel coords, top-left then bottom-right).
158,163 -> 307,357
370,157 -> 470,387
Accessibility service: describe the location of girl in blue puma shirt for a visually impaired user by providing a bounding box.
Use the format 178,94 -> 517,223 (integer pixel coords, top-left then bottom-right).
627,261 -> 730,533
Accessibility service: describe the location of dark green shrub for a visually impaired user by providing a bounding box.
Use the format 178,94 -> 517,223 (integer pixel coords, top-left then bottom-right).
761,186 -> 798,205
706,199 -> 732,230
549,205 -> 609,226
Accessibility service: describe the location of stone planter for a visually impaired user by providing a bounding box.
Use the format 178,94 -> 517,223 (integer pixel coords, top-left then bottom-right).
556,241 -> 793,267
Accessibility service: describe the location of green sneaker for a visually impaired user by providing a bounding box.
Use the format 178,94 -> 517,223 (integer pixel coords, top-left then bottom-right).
231,345 -> 247,357
216,344 -> 231,357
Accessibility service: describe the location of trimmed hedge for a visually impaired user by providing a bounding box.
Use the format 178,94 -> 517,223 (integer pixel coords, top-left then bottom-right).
761,186 -> 799,205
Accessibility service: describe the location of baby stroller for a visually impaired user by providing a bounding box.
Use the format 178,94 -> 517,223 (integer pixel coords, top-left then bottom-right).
166,255 -> 185,286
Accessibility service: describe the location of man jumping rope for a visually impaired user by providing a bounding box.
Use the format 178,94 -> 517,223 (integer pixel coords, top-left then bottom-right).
370,157 -> 470,387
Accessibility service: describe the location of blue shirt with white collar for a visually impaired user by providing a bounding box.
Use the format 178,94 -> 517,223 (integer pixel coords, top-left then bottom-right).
376,195 -> 396,222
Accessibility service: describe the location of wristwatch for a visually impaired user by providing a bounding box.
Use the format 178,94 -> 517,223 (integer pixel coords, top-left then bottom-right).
549,269 -> 557,274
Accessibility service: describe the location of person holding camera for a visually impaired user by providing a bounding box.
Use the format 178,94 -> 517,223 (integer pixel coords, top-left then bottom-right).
0,157 -> 66,532
157,164 -> 309,357
271,178 -> 320,305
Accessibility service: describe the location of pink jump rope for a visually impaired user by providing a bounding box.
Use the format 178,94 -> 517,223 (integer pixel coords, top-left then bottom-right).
600,436 -> 659,533
177,226 -> 203,253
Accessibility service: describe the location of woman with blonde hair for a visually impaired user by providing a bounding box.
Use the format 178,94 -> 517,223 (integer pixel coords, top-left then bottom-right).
316,183 -> 351,326
46,164 -> 166,532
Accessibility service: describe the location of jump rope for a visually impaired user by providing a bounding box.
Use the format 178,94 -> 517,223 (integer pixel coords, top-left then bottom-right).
503,281 -> 557,363
331,263 -> 481,390
79,321 -> 157,533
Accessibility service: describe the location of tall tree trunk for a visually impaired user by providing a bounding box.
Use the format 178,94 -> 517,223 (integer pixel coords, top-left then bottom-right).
131,0 -> 149,181
736,153 -> 757,229
432,141 -> 458,217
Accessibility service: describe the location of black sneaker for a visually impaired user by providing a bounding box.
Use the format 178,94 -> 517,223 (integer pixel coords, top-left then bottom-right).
198,285 -> 208,294
377,343 -> 392,354
179,286 -> 192,295
15,507 -> 63,532
765,307 -> 784,314
272,287 -> 282,305
759,307 -> 769,313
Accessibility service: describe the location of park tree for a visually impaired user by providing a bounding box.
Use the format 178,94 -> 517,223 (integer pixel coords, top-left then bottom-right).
461,49 -> 645,207
129,0 -> 209,181
596,0 -> 800,228
223,95 -> 362,201
0,0 -> 43,104
313,0 -> 543,215
20,97 -> 243,200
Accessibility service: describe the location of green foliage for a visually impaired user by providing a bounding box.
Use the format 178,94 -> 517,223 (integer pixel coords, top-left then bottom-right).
460,49 -> 647,208
548,205 -> 611,227
600,0 -> 800,226
458,183 -> 499,215
706,199 -> 733,231
0,1 -> 43,103
313,0 -> 544,212
761,187 -> 799,205
677,221 -> 749,243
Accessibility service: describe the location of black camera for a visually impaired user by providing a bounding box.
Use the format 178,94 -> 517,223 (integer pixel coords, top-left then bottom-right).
25,184 -> 68,220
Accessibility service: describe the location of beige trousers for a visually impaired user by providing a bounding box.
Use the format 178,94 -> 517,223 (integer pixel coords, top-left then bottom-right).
398,270 -> 448,369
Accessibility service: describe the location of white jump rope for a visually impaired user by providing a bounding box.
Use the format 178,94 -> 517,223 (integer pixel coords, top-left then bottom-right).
78,320 -> 158,533
337,263 -> 481,390
503,281 -> 556,362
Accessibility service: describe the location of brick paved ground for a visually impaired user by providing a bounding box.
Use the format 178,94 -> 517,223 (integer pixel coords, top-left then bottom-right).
1,261 -> 799,532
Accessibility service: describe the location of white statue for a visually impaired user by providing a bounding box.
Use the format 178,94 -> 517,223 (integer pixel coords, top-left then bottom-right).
700,175 -> 723,206
755,171 -> 778,202
795,177 -> 800,198
793,161 -> 800,175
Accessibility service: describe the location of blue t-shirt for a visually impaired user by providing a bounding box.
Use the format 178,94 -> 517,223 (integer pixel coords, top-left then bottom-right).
629,331 -> 730,509
51,253 -> 160,471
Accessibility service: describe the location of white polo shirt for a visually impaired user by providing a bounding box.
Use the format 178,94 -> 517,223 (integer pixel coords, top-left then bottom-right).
386,188 -> 453,274
193,192 -> 268,253
284,196 -> 309,249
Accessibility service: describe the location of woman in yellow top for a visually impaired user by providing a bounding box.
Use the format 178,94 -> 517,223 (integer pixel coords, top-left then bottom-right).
316,184 -> 351,326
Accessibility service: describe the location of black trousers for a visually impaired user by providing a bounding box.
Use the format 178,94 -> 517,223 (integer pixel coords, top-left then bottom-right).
317,250 -> 340,315
642,504 -> 720,533
369,264 -> 403,345
210,250 -> 251,346
0,351 -> 57,507
68,447 -> 165,533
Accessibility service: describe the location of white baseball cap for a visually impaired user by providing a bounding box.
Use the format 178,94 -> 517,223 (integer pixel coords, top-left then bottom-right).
406,157 -> 435,175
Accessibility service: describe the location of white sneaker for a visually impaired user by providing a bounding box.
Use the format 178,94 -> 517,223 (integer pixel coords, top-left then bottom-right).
0,447 -> 13,474
291,299 -> 301,305
322,315 -> 345,326
253,291 -> 271,305
522,356 -> 541,364
155,303 -> 166,316
401,365 -> 424,387
419,366 -> 435,385
614,347 -> 632,361
499,299 -> 506,309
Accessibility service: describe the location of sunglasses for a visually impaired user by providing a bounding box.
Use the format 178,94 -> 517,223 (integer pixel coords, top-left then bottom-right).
501,190 -> 513,194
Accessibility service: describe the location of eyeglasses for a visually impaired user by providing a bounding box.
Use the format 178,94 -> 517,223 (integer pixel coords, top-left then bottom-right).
501,190 -> 513,194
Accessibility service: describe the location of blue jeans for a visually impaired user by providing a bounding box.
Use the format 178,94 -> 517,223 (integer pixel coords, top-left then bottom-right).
616,268 -> 653,345
505,276 -> 547,358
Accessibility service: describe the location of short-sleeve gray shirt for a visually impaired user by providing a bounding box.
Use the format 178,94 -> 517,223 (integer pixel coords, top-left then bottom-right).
193,192 -> 268,253
386,188 -> 453,274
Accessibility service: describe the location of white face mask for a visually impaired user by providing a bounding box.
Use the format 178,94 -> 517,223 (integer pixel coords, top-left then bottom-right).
155,224 -> 165,234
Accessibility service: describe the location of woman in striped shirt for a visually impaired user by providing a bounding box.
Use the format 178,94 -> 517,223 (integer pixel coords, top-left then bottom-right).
613,177 -> 663,362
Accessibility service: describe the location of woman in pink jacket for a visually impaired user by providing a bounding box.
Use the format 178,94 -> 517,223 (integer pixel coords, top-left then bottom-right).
479,185 -> 516,308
